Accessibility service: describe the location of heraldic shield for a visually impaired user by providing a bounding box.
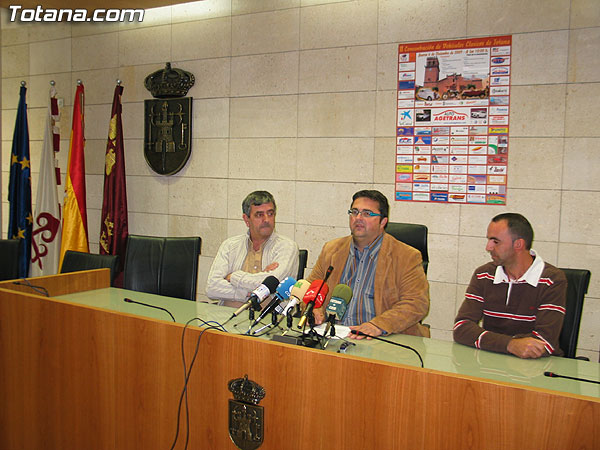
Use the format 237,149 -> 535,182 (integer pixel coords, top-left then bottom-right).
144,97 -> 192,175
228,375 -> 266,450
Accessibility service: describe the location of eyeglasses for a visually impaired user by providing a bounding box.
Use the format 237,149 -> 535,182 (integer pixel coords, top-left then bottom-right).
348,208 -> 382,218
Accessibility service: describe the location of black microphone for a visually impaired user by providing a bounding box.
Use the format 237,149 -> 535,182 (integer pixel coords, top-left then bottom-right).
124,297 -> 176,322
228,275 -> 279,320
544,371 -> 600,385
249,276 -> 296,330
349,330 -> 424,368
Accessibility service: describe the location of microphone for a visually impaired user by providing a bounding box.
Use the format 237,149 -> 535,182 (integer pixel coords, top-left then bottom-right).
544,371 -> 600,385
297,278 -> 330,329
124,297 -> 176,322
228,275 -> 279,321
276,279 -> 311,317
249,276 -> 296,329
323,284 -> 352,337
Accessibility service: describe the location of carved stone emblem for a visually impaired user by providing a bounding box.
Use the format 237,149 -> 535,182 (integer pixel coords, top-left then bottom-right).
228,375 -> 266,450
144,63 -> 194,175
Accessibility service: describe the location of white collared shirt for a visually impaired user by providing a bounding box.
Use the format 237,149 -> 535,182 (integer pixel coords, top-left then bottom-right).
493,250 -> 545,304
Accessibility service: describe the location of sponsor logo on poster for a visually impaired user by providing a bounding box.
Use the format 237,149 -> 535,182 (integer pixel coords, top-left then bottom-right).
398,90 -> 415,99
491,46 -> 511,55
467,194 -> 487,203
490,86 -> 509,96
396,145 -> 413,154
399,62 -> 416,71
491,56 -> 510,65
491,66 -> 510,76
398,100 -> 416,108
398,110 -> 414,125
490,96 -> 509,105
413,192 -> 430,201
489,115 -> 509,125
397,155 -> 413,163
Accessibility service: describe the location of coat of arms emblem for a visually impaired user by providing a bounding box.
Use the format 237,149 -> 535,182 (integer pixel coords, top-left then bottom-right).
228,375 -> 266,450
143,62 -> 194,175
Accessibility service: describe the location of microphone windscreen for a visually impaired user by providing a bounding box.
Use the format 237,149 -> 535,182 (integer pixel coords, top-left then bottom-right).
290,279 -> 310,301
262,275 -> 280,293
275,276 -> 296,300
326,284 -> 352,319
331,284 -> 352,302
302,280 -> 329,308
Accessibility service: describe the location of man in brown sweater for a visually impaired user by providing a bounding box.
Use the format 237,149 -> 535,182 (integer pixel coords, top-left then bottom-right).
454,213 -> 567,358
307,190 -> 430,340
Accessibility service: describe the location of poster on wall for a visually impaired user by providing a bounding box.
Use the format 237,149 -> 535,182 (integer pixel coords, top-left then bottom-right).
395,35 -> 511,205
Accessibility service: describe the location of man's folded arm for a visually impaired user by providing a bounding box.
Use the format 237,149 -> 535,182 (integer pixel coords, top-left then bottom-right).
229,241 -> 299,292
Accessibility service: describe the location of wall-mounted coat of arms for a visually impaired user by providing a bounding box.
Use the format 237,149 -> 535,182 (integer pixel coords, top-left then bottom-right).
143,62 -> 194,175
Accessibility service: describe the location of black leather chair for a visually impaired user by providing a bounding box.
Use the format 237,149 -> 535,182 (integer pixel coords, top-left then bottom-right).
297,249 -> 308,280
60,250 -> 120,285
161,237 -> 202,301
558,268 -> 591,359
385,222 -> 429,274
124,235 -> 164,295
0,238 -> 20,281
123,235 -> 201,301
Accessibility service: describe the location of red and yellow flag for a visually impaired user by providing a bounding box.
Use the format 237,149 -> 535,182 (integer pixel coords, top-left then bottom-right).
59,83 -> 88,266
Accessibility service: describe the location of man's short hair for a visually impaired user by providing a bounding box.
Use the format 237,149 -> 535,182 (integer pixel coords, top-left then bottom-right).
242,191 -> 276,217
491,213 -> 534,249
351,190 -> 389,221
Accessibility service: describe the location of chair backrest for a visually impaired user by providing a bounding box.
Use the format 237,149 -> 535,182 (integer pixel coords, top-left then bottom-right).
124,235 -> 164,295
298,249 -> 308,280
558,268 -> 591,358
0,239 -> 20,281
60,250 -> 120,285
123,235 -> 201,301
160,237 -> 202,301
385,222 -> 429,274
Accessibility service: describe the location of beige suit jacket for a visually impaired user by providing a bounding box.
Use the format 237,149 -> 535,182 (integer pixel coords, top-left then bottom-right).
308,233 -> 430,336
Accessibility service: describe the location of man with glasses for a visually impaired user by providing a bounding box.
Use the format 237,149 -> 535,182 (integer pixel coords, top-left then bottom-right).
307,190 -> 430,339
206,190 -> 299,307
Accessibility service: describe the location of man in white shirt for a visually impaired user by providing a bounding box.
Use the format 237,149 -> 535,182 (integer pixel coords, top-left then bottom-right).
206,191 -> 299,307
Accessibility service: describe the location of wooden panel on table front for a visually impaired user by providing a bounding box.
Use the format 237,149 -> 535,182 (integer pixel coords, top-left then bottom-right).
1,280 -> 599,449
0,268 -> 110,297
0,288 -> 116,449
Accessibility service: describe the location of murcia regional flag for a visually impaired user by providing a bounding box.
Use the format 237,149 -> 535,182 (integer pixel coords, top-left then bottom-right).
100,84 -> 128,277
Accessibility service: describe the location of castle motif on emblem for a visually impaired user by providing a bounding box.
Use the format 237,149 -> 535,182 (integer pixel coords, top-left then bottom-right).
228,375 -> 266,450
144,62 -> 194,175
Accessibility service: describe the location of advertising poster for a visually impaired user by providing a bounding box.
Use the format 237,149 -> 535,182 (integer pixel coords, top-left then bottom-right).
395,36 -> 511,205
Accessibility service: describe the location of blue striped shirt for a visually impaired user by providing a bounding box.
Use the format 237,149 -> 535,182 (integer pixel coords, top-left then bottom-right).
341,233 -> 384,326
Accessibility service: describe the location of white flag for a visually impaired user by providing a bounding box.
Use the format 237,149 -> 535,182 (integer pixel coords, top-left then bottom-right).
31,86 -> 62,276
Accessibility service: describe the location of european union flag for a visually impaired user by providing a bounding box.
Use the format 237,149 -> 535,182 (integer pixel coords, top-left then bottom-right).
8,85 -> 32,278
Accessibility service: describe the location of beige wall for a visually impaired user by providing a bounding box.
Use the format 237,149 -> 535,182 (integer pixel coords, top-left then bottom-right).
1,0 -> 599,359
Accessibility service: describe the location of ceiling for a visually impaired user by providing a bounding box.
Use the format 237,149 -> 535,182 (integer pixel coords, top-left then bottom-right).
0,0 -> 182,12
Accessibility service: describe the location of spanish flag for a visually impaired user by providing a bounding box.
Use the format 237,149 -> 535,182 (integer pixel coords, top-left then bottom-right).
59,83 -> 88,266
